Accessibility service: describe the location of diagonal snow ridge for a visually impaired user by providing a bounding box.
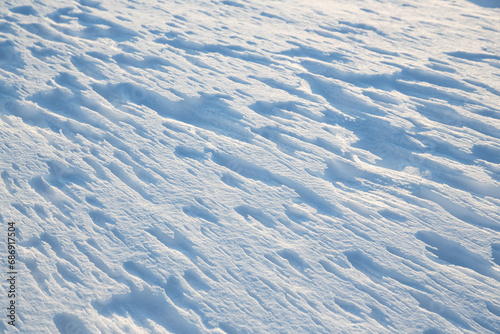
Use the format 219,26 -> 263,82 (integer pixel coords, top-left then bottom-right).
0,0 -> 499,332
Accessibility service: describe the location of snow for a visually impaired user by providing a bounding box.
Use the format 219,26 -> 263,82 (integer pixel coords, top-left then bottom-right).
0,0 -> 499,332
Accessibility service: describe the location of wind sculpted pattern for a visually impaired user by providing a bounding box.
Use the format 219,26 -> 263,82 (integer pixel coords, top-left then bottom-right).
0,0 -> 499,332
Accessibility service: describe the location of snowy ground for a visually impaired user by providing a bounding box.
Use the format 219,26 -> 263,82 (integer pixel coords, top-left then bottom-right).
0,0 -> 499,332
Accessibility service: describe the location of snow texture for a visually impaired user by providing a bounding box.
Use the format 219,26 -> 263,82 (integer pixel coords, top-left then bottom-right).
0,0 -> 499,333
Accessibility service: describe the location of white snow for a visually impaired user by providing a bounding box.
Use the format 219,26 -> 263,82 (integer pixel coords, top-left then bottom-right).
0,0 -> 499,332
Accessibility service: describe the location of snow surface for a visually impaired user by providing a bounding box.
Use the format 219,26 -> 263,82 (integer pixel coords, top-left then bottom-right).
0,0 -> 500,332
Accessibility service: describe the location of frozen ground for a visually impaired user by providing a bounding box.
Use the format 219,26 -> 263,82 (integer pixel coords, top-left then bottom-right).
0,0 -> 499,332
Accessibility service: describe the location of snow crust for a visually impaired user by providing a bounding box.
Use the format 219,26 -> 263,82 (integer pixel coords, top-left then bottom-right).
0,0 -> 499,332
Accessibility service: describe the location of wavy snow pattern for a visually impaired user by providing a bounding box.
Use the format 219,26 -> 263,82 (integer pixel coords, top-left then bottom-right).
0,0 -> 499,333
